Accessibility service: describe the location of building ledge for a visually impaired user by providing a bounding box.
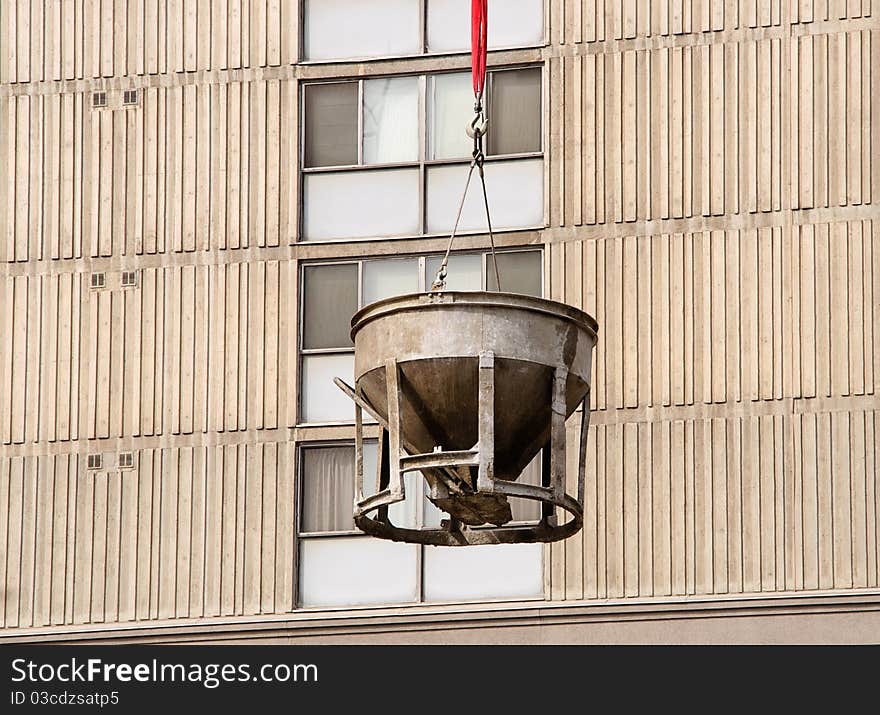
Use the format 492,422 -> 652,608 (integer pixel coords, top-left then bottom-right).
3,589 -> 880,644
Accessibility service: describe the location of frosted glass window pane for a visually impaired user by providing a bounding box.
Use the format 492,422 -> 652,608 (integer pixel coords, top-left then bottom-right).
423,494 -> 443,529
304,82 -> 358,168
428,72 -> 473,160
304,168 -> 420,241
426,254 -> 482,291
362,442 -> 420,529
392,473 -> 420,529
427,0 -> 544,52
423,543 -> 543,601
486,0 -> 545,48
426,158 -> 543,233
363,77 -> 420,165
487,250 -> 543,297
301,354 -> 354,422
299,537 -> 419,607
362,258 -> 419,305
362,441 -> 380,497
488,68 -> 542,156
304,0 -> 421,61
302,264 -> 357,349
301,446 -> 355,532
426,0 -> 469,52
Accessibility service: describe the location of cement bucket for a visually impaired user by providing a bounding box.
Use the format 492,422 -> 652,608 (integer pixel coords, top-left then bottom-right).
335,291 -> 598,545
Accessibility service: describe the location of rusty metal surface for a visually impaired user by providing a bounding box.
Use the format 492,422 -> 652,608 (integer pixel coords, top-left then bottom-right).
339,291 -> 599,545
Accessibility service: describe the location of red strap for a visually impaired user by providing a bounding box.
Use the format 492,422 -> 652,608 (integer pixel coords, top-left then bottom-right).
471,0 -> 488,98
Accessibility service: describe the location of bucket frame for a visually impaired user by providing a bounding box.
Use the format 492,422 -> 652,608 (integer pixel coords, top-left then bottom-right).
335,350 -> 591,546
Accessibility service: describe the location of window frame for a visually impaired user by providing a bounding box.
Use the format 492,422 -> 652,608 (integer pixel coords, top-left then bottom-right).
297,439 -> 429,539
296,440 -> 363,538
298,65 -> 546,243
295,439 -> 545,610
297,441 -> 544,537
296,247 -> 545,426
298,0 -> 546,64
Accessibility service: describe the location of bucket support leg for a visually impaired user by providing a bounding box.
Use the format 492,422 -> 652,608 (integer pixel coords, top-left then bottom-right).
577,390 -> 591,506
385,359 -> 406,501
376,427 -> 391,523
354,403 -> 364,505
477,351 -> 495,493
550,366 -> 569,502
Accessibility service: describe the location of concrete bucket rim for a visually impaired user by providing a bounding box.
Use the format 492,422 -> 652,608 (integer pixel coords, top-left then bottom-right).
349,290 -> 599,342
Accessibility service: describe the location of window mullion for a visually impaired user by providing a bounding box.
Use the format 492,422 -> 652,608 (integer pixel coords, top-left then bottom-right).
419,74 -> 427,235
419,0 -> 427,54
416,543 -> 425,603
357,80 -> 364,166
417,465 -> 425,602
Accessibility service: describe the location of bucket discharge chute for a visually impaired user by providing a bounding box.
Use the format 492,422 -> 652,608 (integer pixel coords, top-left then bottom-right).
334,291 -> 598,545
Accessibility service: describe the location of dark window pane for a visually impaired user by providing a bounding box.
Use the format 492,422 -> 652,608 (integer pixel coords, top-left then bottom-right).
304,82 -> 358,167
302,264 -> 358,349
301,446 -> 355,532
488,68 -> 542,156
486,251 -> 542,297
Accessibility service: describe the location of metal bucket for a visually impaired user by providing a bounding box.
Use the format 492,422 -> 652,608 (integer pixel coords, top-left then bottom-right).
335,291 -> 598,545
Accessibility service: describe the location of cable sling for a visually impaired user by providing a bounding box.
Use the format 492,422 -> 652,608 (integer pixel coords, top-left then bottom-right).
431,0 -> 502,292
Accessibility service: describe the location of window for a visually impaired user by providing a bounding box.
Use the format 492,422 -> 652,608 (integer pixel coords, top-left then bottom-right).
487,68 -> 543,155
297,442 -> 543,607
299,248 -> 542,424
121,270 -> 138,288
122,89 -> 138,106
117,452 -> 134,469
92,91 -> 107,108
303,82 -> 359,168
301,67 -> 544,242
87,454 -> 103,470
90,272 -> 106,290
302,0 -> 544,62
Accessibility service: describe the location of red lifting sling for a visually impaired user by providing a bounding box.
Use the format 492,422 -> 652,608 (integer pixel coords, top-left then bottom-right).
471,0 -> 488,99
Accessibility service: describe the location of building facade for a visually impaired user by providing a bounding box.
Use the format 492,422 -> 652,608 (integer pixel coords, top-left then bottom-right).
0,0 -> 878,644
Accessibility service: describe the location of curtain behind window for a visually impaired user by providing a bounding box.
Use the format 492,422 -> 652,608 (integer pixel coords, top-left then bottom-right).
301,447 -> 356,532
488,68 -> 542,156
428,72 -> 473,160
304,82 -> 358,167
363,77 -> 420,164
302,264 -> 357,349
